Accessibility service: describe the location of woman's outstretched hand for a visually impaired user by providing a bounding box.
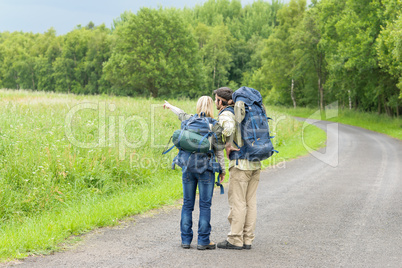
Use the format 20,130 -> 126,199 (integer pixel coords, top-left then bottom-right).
163,100 -> 172,109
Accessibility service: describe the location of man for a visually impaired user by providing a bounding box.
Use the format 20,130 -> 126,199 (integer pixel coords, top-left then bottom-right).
214,87 -> 262,250
213,87 -> 236,146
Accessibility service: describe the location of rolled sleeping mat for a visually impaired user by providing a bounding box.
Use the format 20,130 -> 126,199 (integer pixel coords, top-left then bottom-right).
172,129 -> 210,153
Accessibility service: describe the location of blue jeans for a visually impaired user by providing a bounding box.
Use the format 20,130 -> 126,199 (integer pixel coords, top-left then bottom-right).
180,170 -> 215,246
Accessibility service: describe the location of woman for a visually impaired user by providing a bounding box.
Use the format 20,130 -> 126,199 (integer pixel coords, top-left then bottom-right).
164,96 -> 225,250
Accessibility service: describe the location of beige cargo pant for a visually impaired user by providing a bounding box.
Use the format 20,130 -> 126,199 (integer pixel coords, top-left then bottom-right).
227,167 -> 261,247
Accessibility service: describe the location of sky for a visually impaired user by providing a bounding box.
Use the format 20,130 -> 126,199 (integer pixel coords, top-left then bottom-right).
0,0 -> 283,35
0,0 -> 311,35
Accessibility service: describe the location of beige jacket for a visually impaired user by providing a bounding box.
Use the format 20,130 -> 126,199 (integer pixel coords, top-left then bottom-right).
218,101 -> 261,171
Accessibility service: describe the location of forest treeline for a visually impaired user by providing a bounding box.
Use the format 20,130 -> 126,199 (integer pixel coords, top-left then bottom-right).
0,0 -> 401,116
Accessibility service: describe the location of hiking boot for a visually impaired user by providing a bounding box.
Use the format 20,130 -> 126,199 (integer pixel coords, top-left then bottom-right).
217,240 -> 242,250
243,244 -> 252,250
197,242 -> 216,250
181,243 -> 190,249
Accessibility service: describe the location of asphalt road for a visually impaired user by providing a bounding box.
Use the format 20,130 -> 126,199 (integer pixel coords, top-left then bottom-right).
11,119 -> 402,267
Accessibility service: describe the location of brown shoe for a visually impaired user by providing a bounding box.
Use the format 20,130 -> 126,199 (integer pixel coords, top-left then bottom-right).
197,242 -> 216,250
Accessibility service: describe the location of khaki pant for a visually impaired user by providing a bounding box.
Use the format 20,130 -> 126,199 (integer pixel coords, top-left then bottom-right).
227,167 -> 261,247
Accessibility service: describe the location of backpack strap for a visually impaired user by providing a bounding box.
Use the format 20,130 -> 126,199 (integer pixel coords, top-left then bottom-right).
215,173 -> 224,195
198,132 -> 211,152
207,150 -> 224,194
249,109 -> 258,141
219,105 -> 235,116
243,106 -> 258,142
162,144 -> 176,155
231,140 -> 240,165
179,115 -> 197,148
162,136 -> 175,155
177,128 -> 185,149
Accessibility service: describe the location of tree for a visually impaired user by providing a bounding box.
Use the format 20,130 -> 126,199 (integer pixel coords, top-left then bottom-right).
103,8 -> 203,98
377,10 -> 402,116
51,25 -> 111,94
0,32 -> 39,89
52,29 -> 90,93
86,21 -> 95,30
111,11 -> 132,32
33,28 -> 60,91
292,1 -> 327,113
259,0 -> 307,107
319,0 -> 401,116
238,0 -> 279,40
84,25 -> 111,94
200,23 -> 234,90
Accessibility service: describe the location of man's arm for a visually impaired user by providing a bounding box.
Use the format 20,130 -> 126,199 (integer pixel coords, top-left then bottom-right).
218,110 -> 236,142
234,100 -> 245,125
218,108 -> 239,159
224,101 -> 246,158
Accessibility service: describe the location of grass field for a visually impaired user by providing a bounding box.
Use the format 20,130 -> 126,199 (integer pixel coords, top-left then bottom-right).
0,89 -> 326,261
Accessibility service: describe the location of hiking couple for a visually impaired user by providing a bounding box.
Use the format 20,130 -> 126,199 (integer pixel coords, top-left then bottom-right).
163,86 -> 275,251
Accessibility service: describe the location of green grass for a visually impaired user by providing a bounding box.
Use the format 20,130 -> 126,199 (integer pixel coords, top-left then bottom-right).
0,89 -> 326,262
0,172 -> 183,260
273,106 -> 402,140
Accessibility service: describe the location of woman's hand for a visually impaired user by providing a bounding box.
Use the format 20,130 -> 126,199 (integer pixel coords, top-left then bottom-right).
163,100 -> 172,109
219,173 -> 225,183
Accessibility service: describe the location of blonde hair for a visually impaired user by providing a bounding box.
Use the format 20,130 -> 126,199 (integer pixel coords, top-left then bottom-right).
196,96 -> 214,118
